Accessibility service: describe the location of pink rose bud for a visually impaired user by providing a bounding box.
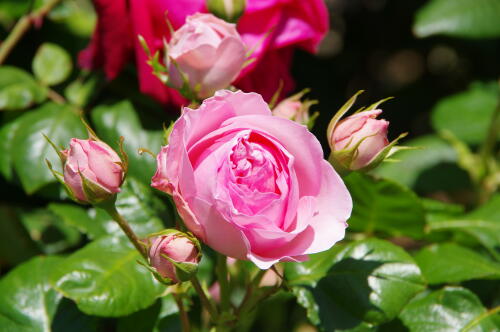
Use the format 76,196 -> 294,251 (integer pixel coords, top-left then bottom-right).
148,231 -> 200,283
62,138 -> 125,204
207,0 -> 246,23
272,90 -> 318,129
166,13 -> 246,100
327,91 -> 406,173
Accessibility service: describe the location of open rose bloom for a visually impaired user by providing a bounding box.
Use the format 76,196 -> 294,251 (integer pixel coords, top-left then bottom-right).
152,90 -> 352,269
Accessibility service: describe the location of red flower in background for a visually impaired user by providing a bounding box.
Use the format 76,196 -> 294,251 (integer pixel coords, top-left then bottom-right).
79,0 -> 328,108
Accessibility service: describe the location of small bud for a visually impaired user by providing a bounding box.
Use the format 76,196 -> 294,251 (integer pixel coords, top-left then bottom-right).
327,91 -> 406,174
166,13 -> 246,100
62,138 -> 125,204
207,0 -> 246,23
148,230 -> 201,283
272,89 -> 319,129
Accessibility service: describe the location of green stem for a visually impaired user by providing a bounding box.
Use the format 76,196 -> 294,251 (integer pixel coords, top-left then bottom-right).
478,100 -> 500,204
216,253 -> 231,312
190,276 -> 218,320
173,293 -> 191,332
103,205 -> 148,260
0,0 -> 64,64
235,269 -> 266,317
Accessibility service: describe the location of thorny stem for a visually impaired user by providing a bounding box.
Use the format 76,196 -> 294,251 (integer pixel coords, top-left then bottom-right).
0,0 -> 64,64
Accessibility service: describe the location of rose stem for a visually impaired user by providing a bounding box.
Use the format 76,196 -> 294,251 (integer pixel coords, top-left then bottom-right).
216,253 -> 231,312
173,292 -> 191,332
0,0 -> 64,64
190,276 -> 218,319
235,269 -> 267,316
103,205 -> 148,260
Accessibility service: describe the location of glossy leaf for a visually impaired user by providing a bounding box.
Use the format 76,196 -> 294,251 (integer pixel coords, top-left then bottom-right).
0,256 -> 63,332
431,82 -> 499,145
414,0 -> 500,39
292,239 -> 426,330
51,236 -> 165,317
19,207 -> 81,255
428,194 -> 500,261
285,245 -> 344,287
33,43 -> 73,86
91,100 -> 163,185
344,173 -> 426,239
0,66 -> 47,111
49,178 -> 168,240
10,103 -> 86,194
415,243 -> 500,284
400,287 -> 499,331
374,135 -> 461,191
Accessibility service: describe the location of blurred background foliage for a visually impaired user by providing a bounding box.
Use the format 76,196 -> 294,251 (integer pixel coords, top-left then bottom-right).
0,0 -> 499,331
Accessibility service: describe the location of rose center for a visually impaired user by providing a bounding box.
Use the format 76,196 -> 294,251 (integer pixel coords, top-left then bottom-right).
229,134 -> 279,195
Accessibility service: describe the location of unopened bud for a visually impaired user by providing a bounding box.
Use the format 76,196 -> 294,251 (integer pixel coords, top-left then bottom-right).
327,91 -> 406,174
148,230 -> 201,283
272,89 -> 319,129
207,0 -> 246,23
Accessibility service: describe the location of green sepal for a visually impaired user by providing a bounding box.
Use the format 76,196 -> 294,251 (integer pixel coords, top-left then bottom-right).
268,80 -> 285,109
163,121 -> 175,145
326,90 -> 364,145
79,169 -> 115,205
45,159 -> 82,203
207,0 -> 246,23
169,258 -> 199,282
42,133 -> 67,165
80,116 -> 100,141
117,136 -> 129,182
137,259 -> 175,286
138,35 -> 169,85
357,132 -> 409,172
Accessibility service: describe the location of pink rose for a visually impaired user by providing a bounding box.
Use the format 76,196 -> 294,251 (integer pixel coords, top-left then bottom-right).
79,0 -> 328,106
148,233 -> 200,283
330,109 -> 390,170
62,138 -> 124,203
167,13 -> 246,99
272,90 -> 318,128
151,90 -> 351,269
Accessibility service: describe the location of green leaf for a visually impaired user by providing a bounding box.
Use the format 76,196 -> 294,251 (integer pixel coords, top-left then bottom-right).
33,43 -> 73,86
50,178 -> 168,239
0,118 -> 23,180
64,74 -> 103,107
414,0 -> 500,39
91,101 -> 163,185
10,103 -> 86,194
0,66 -> 47,111
344,173 -> 426,239
292,239 -> 426,330
415,243 -> 500,284
0,205 -> 40,265
18,207 -> 81,255
431,82 -> 499,145
400,287 -> 499,331
117,295 -> 180,332
51,299 -> 99,332
285,245 -> 344,287
0,256 -> 63,332
428,194 -> 500,261
51,236 -> 165,317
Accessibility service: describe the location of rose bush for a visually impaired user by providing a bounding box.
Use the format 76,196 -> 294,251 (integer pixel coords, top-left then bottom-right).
80,0 -> 328,105
152,90 -> 352,269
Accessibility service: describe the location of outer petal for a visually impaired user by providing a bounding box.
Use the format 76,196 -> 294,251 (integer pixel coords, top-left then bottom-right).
200,37 -> 246,98
303,161 -> 351,254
